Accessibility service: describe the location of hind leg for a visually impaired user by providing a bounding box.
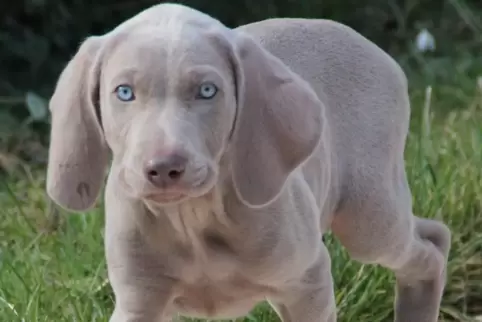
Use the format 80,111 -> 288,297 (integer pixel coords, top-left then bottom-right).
331,184 -> 451,322
392,217 -> 451,322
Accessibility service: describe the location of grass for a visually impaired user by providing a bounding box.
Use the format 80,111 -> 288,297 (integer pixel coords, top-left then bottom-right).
1,70 -> 481,321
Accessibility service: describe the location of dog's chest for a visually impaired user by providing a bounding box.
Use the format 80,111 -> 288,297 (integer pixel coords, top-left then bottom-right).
166,229 -> 277,318
172,275 -> 275,319
152,196 -> 276,282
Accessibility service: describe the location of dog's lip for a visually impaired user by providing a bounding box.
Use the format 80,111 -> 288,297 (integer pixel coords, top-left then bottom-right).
142,177 -> 212,203
145,191 -> 186,203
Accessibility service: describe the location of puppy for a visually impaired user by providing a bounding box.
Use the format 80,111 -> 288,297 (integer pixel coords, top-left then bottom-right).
46,3 -> 451,321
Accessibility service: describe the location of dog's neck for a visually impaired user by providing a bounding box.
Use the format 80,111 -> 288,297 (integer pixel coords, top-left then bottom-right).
159,186 -> 227,239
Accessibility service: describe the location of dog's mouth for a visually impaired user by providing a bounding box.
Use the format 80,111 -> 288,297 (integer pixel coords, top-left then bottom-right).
145,191 -> 187,204
144,169 -> 216,205
144,175 -> 213,205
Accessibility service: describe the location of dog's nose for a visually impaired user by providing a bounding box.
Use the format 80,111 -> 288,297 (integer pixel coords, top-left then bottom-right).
144,152 -> 188,187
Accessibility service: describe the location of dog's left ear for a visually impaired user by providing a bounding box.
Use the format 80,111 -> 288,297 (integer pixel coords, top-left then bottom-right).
220,30 -> 324,208
46,36 -> 109,212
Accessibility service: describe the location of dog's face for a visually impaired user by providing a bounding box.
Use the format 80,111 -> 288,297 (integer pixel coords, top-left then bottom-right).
101,25 -> 237,204
46,3 -> 323,212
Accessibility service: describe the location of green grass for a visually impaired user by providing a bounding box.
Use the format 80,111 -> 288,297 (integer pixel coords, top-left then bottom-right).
1,74 -> 481,321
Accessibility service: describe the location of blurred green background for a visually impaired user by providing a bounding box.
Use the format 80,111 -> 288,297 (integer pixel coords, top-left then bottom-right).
1,1 -> 481,322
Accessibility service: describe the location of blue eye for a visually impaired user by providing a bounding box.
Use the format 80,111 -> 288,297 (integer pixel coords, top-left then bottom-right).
197,82 -> 218,99
115,85 -> 135,102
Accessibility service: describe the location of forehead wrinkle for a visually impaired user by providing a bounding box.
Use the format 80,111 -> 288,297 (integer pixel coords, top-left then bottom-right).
132,23 -> 191,97
111,29 -> 173,98
166,36 -> 229,94
162,10 -> 186,92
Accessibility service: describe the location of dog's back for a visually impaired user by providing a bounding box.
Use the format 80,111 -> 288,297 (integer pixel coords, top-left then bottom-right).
237,19 -> 412,214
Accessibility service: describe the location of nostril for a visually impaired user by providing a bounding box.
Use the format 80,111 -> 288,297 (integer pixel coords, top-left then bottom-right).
168,169 -> 184,179
147,169 -> 159,178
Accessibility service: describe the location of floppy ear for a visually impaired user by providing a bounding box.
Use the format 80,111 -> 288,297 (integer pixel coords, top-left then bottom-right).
46,36 -> 109,212
229,32 -> 324,208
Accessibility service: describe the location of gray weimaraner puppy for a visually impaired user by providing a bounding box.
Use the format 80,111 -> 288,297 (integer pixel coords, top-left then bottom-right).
46,3 -> 451,322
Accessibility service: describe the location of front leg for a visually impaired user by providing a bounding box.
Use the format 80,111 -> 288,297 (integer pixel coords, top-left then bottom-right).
107,240 -> 176,322
110,281 -> 174,322
271,245 -> 337,322
106,226 -> 176,322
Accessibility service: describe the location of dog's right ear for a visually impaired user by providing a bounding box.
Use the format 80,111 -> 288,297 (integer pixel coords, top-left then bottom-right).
46,36 -> 109,212
221,31 -> 324,208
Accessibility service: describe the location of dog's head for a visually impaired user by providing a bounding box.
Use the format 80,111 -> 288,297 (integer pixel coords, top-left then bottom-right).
46,3 -> 323,211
